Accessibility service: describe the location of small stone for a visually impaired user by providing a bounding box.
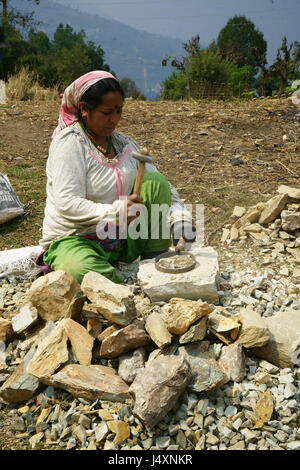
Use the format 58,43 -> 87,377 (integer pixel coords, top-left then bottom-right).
281,210 -> 300,232
230,226 -> 239,241
118,348 -> 146,384
232,418 -> 242,431
259,361 -> 279,374
252,391 -> 274,429
12,416 -> 26,431
240,428 -> 258,443
107,420 -> 130,445
26,322 -> 69,379
178,342 -> 226,393
284,383 -> 297,399
0,318 -> 13,342
94,422 -> 109,443
218,343 -> 246,382
78,414 -> 91,429
237,307 -> 269,348
0,348 -> 40,403
179,317 -> 208,344
87,439 -> 97,450
224,406 -> 237,417
277,185 -> 300,200
162,298 -> 213,335
145,312 -> 172,348
60,318 -> 94,366
286,441 -> 300,450
29,432 -> 44,449
232,206 -> 246,218
208,312 -> 240,344
11,303 -> 39,334
98,325 -> 122,342
73,424 -> 86,445
228,440 -> 246,450
206,433 -> 219,446
156,436 -> 171,449
259,193 -> 289,225
176,429 -> 187,449
253,309 -> 300,368
140,439 -> 153,450
100,323 -> 151,359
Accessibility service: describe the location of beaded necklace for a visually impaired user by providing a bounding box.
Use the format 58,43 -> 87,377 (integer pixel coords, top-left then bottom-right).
80,122 -> 112,156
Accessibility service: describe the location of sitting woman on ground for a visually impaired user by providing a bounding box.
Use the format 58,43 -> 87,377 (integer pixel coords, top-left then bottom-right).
39,70 -> 195,284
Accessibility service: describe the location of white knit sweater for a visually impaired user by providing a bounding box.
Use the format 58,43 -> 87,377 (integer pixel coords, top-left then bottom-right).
39,122 -> 192,249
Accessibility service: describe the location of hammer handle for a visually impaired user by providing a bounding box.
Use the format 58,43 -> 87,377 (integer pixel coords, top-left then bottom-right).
133,161 -> 145,196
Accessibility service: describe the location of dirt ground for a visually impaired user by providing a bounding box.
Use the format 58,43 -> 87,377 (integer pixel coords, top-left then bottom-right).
0,96 -> 300,449
0,96 -> 299,254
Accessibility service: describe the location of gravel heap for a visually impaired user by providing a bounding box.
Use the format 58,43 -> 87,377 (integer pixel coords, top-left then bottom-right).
0,267 -> 299,451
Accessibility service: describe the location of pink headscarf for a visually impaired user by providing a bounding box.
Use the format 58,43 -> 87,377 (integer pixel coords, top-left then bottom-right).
52,70 -> 118,138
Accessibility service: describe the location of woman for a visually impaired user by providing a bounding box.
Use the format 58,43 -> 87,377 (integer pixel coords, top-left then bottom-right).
39,71 -> 195,284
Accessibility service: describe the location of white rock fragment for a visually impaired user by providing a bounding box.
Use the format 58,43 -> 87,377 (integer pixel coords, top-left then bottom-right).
11,303 -> 39,334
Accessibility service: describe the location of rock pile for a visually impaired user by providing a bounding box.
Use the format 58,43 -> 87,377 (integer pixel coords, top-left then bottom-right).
0,261 -> 299,450
221,185 -> 300,262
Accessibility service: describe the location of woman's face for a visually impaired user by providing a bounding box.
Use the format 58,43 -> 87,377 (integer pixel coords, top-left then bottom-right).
81,91 -> 123,137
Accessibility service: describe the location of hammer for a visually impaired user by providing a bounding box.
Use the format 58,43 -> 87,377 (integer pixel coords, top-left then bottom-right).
132,148 -> 154,196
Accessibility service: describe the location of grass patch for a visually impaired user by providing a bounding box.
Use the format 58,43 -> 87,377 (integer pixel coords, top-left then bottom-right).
0,161 -> 47,249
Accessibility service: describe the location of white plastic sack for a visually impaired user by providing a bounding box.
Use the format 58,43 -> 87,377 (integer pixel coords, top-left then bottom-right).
0,80 -> 6,105
0,173 -> 25,224
0,245 -> 43,279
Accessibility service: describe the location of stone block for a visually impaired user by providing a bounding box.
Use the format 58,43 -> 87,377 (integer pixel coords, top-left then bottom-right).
137,246 -> 219,303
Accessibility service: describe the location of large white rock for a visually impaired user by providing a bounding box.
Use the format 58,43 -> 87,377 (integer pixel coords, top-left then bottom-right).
237,308 -> 270,348
25,270 -> 83,322
0,346 -> 39,403
259,193 -> 288,225
42,364 -> 130,402
129,355 -> 192,430
253,309 -> 300,368
81,271 -> 137,326
137,246 -> 219,303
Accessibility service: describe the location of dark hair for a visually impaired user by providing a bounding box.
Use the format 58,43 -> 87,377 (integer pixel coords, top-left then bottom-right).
79,78 -> 125,120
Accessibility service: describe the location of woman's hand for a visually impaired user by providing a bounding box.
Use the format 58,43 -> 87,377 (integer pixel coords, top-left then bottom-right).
126,194 -> 143,223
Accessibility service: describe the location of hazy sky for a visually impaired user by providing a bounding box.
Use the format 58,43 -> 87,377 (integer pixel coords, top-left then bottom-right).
51,0 -> 300,61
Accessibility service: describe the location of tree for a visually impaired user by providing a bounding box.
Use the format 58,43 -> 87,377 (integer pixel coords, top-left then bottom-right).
161,71 -> 187,100
52,24 -> 110,88
217,16 -> 267,74
0,0 -> 40,79
269,37 -> 300,95
120,77 -> 136,97
162,35 -> 202,99
1,0 -> 40,37
119,77 -> 145,99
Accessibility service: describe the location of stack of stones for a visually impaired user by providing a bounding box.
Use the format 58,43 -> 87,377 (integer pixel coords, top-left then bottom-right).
221,185 -> 300,260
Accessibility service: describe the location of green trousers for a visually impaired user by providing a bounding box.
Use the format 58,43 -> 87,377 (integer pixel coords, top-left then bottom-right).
43,172 -> 172,284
